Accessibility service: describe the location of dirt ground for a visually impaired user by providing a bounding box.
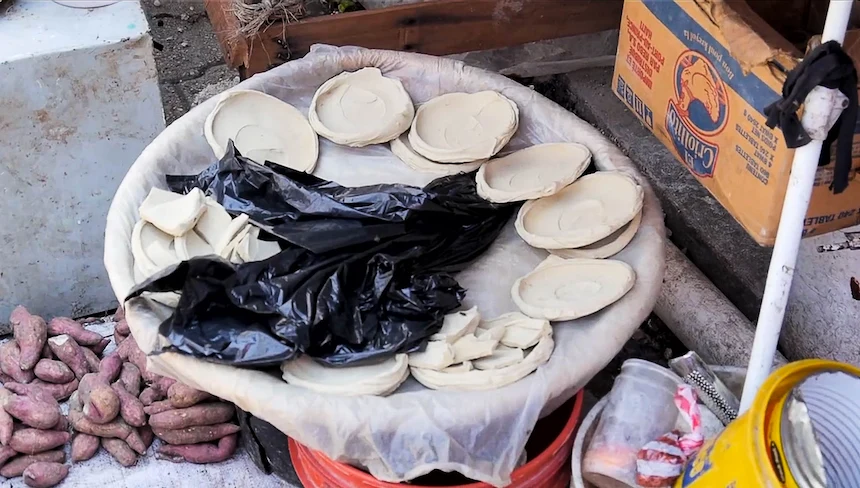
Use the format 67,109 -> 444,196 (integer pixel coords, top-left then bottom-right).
141,0 -> 240,124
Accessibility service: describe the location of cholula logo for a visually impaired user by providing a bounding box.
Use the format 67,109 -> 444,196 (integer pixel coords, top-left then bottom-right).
666,51 -> 729,177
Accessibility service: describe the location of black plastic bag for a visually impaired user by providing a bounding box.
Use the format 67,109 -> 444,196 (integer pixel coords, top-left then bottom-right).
128,143 -> 515,367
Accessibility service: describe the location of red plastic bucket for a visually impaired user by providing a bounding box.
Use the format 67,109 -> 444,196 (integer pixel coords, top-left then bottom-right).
289,389 -> 584,488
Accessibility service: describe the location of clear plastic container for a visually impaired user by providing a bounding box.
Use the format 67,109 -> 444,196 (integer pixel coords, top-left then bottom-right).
581,359 -> 683,488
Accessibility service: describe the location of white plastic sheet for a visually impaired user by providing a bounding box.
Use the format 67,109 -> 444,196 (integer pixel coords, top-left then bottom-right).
104,45 -> 666,486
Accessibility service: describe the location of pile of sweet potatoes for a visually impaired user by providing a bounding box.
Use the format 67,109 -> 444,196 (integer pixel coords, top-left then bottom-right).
146,384 -> 239,464
0,306 -> 239,487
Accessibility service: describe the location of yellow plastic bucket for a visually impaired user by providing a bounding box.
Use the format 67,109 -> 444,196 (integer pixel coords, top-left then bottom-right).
675,360 -> 860,488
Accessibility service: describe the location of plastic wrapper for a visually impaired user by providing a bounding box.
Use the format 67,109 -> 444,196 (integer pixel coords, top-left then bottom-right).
583,360 -> 682,486
129,144 -> 513,366
635,385 -> 705,487
104,46 -> 666,486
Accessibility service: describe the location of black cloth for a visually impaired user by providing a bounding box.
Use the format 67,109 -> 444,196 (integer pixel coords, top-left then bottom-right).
764,40 -> 857,194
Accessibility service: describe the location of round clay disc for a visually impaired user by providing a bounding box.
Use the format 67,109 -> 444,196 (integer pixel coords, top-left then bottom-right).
511,255 -> 635,321
205,90 -> 319,172
390,132 -> 485,175
476,143 -> 591,203
281,354 -> 409,397
550,210 -> 642,259
410,334 -> 554,391
409,91 -> 519,163
308,68 -> 415,147
131,220 -> 179,276
515,171 -> 643,249
53,1 -> 118,7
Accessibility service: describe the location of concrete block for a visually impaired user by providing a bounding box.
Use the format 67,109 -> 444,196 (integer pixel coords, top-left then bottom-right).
0,0 -> 164,320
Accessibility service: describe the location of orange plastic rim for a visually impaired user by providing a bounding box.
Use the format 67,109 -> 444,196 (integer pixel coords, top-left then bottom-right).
289,389 -> 585,488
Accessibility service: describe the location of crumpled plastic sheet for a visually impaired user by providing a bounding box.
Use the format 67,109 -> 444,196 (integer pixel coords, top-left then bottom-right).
129,145 -> 512,366
104,45 -> 666,487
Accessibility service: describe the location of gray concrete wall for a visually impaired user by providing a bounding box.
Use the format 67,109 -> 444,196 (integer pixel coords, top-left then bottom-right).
0,1 -> 164,321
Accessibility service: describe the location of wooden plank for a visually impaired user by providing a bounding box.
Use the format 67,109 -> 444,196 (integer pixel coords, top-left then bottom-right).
216,0 -> 623,77
204,0 -> 250,71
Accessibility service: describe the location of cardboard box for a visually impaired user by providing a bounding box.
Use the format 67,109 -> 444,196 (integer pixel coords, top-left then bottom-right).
613,0 -> 860,246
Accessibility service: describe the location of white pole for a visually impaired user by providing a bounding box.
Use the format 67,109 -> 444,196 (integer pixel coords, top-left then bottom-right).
739,0 -> 855,413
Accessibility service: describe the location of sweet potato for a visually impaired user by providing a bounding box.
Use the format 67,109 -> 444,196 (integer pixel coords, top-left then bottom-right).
102,437 -> 138,467
153,423 -> 240,445
149,402 -> 234,430
0,387 -> 60,430
116,336 -> 162,383
33,360 -> 74,385
114,331 -> 128,345
70,433 -> 100,463
46,317 -> 102,346
0,450 -> 65,478
151,376 -> 176,395
10,383 -> 57,407
6,380 -> 79,402
124,428 -> 147,455
68,393 -> 146,455
0,445 -> 16,467
78,373 -> 119,424
143,400 -> 174,416
22,461 -> 69,488
91,338 -> 110,356
115,335 -> 137,362
8,429 -> 70,455
52,415 -> 68,432
0,341 -> 36,384
168,383 -> 212,408
68,401 -> 130,439
0,406 -> 12,445
119,363 -> 141,397
47,335 -> 89,380
111,382 -> 145,427
139,425 -> 154,450
10,306 -> 48,371
98,355 -> 123,383
114,317 -> 130,336
81,347 -> 101,374
157,433 -> 238,464
40,344 -> 53,361
138,387 -> 162,406
114,306 -> 125,323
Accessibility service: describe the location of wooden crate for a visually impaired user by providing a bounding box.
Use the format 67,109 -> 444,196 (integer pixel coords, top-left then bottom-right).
205,0 -> 623,78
